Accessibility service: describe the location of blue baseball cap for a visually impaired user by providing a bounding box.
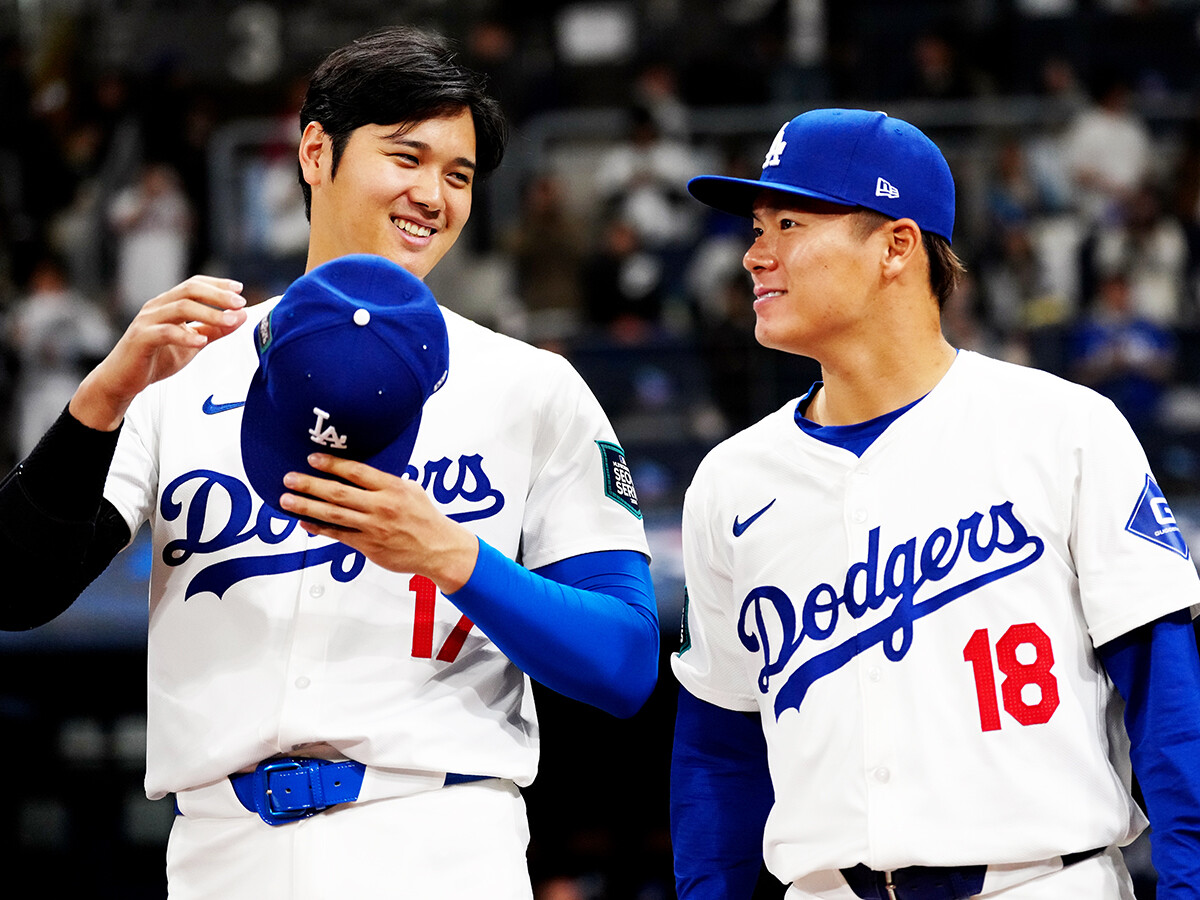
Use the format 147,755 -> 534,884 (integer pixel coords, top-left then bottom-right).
240,253 -> 449,515
688,108 -> 955,241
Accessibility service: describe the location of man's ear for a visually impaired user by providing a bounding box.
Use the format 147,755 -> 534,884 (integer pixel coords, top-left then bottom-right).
298,121 -> 329,187
881,217 -> 923,279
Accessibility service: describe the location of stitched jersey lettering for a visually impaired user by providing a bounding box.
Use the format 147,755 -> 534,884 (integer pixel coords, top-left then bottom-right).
737,501 -> 1045,719
162,454 -> 508,598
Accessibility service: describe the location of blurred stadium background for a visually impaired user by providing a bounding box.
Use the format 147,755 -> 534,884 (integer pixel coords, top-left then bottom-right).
2,0 -> 1200,896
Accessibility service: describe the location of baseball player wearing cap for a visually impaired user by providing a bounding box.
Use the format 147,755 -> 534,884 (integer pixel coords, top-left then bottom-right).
670,108 -> 1200,899
0,27 -> 658,899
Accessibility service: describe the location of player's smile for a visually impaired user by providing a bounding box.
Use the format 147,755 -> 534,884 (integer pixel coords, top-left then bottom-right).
393,217 -> 436,241
752,285 -> 786,311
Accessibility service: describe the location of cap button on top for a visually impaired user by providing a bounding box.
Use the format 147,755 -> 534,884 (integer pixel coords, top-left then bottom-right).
353,308 -> 371,326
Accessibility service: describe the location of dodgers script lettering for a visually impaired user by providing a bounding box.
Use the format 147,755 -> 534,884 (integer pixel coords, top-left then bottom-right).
162,455 -> 507,598
737,501 -> 1044,719
416,453 -> 505,522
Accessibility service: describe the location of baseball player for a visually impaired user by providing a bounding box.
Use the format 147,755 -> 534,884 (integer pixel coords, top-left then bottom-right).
0,27 -> 658,899
670,108 -> 1200,899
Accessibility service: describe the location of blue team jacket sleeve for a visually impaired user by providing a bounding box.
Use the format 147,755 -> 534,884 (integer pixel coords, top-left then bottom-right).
1097,608 -> 1200,896
671,685 -> 774,900
444,541 -> 659,718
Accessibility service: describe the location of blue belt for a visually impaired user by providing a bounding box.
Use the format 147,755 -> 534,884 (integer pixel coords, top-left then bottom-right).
228,757 -> 490,826
840,846 -> 1105,900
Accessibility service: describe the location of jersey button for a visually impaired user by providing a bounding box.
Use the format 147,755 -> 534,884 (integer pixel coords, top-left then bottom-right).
852,508 -> 867,523
868,667 -> 882,682
295,676 -> 311,689
873,767 -> 890,783
309,584 -> 325,598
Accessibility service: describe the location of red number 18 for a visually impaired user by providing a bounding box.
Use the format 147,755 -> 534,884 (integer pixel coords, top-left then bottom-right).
963,623 -> 1060,732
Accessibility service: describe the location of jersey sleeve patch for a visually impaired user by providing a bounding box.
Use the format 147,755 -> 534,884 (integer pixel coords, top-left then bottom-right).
596,440 -> 641,519
1125,474 -> 1190,559
678,586 -> 692,655
255,309 -> 274,353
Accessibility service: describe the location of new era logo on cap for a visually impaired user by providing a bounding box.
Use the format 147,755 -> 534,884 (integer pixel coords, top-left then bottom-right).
240,254 -> 450,516
687,108 -> 956,241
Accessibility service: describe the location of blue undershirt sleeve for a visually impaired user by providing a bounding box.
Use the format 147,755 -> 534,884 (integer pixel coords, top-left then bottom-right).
671,685 -> 774,900
444,541 -> 659,718
1097,608 -> 1200,896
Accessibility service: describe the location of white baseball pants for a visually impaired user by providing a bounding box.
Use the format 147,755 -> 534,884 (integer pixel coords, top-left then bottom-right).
166,778 -> 533,899
787,846 -> 1137,899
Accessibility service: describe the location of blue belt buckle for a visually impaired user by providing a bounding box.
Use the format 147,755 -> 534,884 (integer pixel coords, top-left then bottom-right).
253,758 -> 323,826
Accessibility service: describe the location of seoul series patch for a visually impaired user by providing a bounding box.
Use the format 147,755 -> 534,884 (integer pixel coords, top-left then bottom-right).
255,309 -> 274,354
597,440 -> 641,519
1125,474 -> 1189,559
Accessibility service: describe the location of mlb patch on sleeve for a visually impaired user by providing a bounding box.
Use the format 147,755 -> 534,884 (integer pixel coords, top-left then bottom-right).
1125,474 -> 1190,559
596,440 -> 641,518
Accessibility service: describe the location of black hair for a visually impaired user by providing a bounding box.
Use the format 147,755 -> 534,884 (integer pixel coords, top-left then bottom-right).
924,232 -> 966,308
298,26 -> 508,218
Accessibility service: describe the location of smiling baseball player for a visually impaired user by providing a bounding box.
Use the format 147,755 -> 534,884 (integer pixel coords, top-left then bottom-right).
670,108 -> 1200,899
0,27 -> 657,899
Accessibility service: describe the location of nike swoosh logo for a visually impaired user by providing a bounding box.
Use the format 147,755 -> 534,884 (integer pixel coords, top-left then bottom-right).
733,499 -> 776,537
202,396 -> 246,415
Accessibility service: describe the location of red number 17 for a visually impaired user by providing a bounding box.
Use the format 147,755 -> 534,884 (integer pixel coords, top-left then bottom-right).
409,574 -> 475,662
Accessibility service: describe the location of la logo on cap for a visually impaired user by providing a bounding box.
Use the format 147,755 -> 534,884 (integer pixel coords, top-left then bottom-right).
309,407 -> 348,450
763,122 -> 788,169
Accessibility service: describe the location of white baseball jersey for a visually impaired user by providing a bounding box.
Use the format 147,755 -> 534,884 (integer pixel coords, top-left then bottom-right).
672,350 -> 1200,884
104,299 -> 650,800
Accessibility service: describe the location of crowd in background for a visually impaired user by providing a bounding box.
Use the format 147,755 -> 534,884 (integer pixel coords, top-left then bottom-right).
3,2 -> 1200,508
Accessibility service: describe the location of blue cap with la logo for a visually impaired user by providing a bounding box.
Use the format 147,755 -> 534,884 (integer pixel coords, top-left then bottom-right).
687,108 -> 955,241
240,253 -> 449,516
